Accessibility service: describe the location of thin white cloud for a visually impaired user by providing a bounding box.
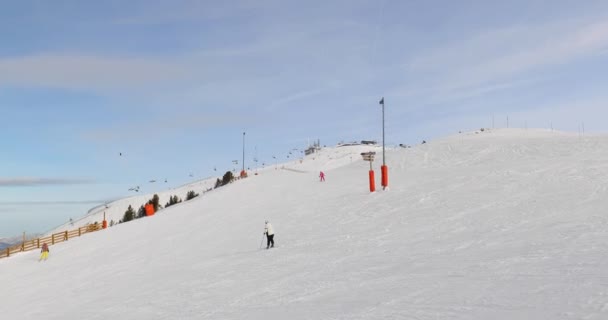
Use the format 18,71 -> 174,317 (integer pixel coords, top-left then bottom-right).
0,178 -> 96,187
80,113 -> 255,144
110,1 -> 262,25
426,76 -> 545,106
0,200 -> 104,205
0,54 -> 193,92
269,88 -> 326,109
0,2 -> 375,108
401,17 -> 608,102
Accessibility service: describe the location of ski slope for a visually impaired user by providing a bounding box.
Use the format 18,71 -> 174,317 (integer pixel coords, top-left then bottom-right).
2,128 -> 608,319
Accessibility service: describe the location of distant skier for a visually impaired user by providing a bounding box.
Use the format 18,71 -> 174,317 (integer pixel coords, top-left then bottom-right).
319,171 -> 325,182
264,220 -> 275,249
39,242 -> 49,261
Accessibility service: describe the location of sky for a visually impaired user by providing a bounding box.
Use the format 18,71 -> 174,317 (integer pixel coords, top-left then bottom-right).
3,129 -> 608,319
2,0 -> 608,237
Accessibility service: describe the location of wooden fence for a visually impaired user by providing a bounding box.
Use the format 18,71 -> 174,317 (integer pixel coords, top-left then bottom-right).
0,223 -> 104,259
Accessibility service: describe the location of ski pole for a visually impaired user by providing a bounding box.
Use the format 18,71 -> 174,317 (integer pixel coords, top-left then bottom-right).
259,232 -> 265,249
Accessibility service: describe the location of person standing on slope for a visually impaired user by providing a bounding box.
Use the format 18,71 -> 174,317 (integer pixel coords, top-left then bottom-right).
264,220 -> 275,249
39,242 -> 49,261
319,171 -> 325,182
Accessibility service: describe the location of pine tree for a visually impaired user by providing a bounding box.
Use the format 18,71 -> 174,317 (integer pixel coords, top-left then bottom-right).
165,195 -> 182,208
137,205 -> 145,218
186,190 -> 199,200
123,205 -> 135,222
222,171 -> 234,186
151,194 -> 160,212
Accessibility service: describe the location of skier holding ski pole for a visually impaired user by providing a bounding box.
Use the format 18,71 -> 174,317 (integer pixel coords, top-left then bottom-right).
263,220 -> 274,249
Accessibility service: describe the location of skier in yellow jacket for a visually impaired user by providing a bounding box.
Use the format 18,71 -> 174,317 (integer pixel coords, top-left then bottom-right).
39,242 -> 49,261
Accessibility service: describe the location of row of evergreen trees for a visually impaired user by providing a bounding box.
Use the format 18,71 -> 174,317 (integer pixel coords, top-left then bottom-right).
119,170 -> 234,225
120,190 -> 200,224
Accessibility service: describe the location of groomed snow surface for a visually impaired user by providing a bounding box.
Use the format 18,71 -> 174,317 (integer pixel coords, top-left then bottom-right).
2,128 -> 608,319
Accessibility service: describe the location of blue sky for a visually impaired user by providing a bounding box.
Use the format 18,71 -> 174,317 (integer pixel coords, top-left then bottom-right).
2,0 -> 608,237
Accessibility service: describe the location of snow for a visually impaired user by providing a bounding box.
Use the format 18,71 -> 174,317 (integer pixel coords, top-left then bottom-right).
2,128 -> 608,319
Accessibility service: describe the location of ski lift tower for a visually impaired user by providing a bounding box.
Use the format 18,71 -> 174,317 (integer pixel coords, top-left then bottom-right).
240,132 -> 248,178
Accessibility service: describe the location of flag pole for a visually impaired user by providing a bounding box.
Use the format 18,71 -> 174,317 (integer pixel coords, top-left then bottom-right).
379,97 -> 388,190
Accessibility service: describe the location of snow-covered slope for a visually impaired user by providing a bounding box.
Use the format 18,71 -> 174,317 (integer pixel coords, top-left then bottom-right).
47,143 -> 383,233
2,128 -> 608,320
47,176 -> 221,233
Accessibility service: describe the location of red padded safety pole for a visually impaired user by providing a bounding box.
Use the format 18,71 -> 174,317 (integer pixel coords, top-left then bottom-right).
381,165 -> 388,189
369,170 -> 376,192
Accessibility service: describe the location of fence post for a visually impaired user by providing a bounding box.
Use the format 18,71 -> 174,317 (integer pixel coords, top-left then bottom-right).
79,227 -> 82,237
21,231 -> 25,251
65,231 -> 68,241
6,247 -> 9,257
52,234 -> 55,245
37,238 -> 40,248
